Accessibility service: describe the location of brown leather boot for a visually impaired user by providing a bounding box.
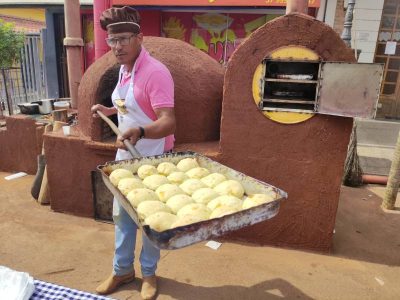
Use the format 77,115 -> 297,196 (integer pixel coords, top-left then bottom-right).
95,271 -> 135,295
140,275 -> 157,300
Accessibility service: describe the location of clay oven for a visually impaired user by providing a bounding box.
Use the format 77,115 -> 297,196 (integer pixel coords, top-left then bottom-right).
218,13 -> 382,251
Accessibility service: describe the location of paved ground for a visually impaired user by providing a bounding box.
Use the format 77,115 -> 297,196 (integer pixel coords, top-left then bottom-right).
1,172 -> 399,300
356,119 -> 400,175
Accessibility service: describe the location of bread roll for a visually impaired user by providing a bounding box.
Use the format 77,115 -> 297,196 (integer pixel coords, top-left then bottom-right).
209,206 -> 240,219
155,184 -> 185,202
157,162 -> 177,176
109,168 -> 134,186
137,164 -> 157,179
207,195 -> 243,211
179,179 -> 206,195
242,193 -> 276,210
117,177 -> 145,196
170,214 -> 205,228
177,203 -> 210,220
137,200 -> 171,219
127,188 -> 158,208
142,174 -> 169,190
176,157 -> 199,172
192,188 -> 219,204
144,212 -> 178,232
166,194 -> 194,214
214,180 -> 244,198
201,173 -> 226,188
186,167 -> 210,179
167,172 -> 189,184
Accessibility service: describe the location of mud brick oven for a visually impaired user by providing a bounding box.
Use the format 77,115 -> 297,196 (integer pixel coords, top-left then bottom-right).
44,13 -> 381,252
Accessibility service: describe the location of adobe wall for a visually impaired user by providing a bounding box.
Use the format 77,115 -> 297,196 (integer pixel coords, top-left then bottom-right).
0,116 -> 44,174
44,129 -> 116,217
219,14 -> 356,252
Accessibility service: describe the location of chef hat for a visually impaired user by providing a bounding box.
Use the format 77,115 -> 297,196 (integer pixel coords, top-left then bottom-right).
100,6 -> 141,34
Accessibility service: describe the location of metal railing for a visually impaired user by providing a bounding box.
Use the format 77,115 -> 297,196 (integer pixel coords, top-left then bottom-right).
0,33 -> 46,117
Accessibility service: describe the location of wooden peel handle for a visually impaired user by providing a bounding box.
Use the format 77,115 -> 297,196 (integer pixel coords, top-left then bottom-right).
97,110 -> 141,158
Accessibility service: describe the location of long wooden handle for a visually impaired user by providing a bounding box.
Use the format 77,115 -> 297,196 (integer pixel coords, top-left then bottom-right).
97,110 -> 141,158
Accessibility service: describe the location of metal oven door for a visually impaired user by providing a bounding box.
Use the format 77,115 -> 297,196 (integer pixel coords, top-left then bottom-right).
317,62 -> 384,118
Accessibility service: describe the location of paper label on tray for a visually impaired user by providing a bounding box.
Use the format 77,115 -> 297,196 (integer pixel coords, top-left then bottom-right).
205,240 -> 222,250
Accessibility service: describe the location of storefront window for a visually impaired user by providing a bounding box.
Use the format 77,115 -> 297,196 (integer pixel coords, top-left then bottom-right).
161,12 -> 281,65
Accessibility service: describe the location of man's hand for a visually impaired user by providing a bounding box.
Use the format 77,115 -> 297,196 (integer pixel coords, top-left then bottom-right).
116,127 -> 141,150
91,104 -> 116,118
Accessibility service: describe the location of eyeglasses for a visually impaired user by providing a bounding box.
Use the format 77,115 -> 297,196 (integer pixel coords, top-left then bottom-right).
105,34 -> 136,47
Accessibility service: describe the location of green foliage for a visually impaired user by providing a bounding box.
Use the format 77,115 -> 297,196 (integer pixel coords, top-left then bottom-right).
0,19 -> 25,68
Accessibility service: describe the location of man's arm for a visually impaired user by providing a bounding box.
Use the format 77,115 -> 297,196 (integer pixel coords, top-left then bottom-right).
117,107 -> 176,148
91,104 -> 117,117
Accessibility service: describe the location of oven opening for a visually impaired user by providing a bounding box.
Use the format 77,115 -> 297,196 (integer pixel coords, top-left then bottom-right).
95,65 -> 120,142
259,60 -> 320,113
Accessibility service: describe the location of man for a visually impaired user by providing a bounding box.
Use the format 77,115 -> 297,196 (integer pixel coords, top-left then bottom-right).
91,6 -> 176,300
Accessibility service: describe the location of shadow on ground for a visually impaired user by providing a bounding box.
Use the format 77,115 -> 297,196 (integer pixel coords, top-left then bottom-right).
116,277 -> 314,300
332,186 -> 400,266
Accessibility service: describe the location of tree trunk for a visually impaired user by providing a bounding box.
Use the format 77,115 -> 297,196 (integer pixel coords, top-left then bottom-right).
382,130 -> 400,210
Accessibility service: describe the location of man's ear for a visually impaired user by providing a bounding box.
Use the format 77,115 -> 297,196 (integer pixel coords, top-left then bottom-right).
137,32 -> 144,43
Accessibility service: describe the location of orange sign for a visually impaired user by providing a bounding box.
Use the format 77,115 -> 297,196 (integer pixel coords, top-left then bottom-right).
112,0 -> 320,8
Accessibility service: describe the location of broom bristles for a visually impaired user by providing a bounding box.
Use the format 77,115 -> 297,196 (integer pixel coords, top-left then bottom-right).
343,123 -> 363,187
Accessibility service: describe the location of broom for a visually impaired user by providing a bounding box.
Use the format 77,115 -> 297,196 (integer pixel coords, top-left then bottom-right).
342,121 -> 363,187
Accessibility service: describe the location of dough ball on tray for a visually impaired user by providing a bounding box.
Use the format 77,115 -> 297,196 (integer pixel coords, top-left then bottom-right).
177,203 -> 210,220
242,193 -> 277,210
144,212 -> 178,232
192,188 -> 219,205
201,173 -> 226,188
176,157 -> 199,172
166,194 -> 194,214
170,214 -> 206,229
207,195 -> 243,211
137,165 -> 157,179
209,206 -> 240,219
137,200 -> 171,219
186,167 -> 210,179
117,178 -> 145,196
155,184 -> 185,202
179,179 -> 206,195
167,172 -> 189,184
127,188 -> 158,208
214,180 -> 245,198
157,162 -> 177,176
109,168 -> 134,186
142,174 -> 169,190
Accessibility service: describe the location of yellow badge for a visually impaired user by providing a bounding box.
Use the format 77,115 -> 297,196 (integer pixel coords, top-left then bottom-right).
115,99 -> 128,115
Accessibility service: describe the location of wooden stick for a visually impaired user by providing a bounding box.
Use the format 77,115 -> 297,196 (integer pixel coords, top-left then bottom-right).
97,111 -> 141,158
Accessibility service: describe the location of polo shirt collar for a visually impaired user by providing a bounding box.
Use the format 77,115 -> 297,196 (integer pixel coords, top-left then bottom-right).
122,47 -> 148,75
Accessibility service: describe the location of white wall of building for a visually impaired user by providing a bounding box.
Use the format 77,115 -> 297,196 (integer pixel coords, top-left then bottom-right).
323,0 -> 338,28
352,0 -> 385,63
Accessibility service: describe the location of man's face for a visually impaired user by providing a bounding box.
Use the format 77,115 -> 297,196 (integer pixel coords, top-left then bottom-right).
106,32 -> 143,65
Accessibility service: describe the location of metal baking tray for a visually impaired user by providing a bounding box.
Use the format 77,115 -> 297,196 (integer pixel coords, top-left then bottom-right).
98,151 -> 287,250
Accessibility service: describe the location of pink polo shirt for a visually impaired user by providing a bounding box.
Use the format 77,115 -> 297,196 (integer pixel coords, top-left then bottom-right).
119,47 -> 175,151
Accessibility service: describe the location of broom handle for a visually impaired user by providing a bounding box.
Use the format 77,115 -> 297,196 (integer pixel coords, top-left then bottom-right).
97,110 -> 141,158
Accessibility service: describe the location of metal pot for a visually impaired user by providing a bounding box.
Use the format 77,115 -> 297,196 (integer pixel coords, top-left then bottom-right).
17,103 -> 39,114
31,99 -> 53,114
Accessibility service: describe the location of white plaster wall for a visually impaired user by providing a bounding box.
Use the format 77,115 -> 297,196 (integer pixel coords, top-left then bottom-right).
351,0 -> 385,63
324,0 -> 338,28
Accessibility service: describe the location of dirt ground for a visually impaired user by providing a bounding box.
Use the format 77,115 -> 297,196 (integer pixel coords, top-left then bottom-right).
1,172 -> 399,300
